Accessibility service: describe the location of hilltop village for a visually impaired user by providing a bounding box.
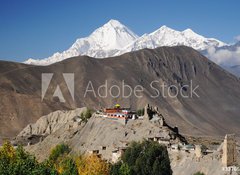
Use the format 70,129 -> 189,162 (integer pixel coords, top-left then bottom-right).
88,104 -> 239,168
10,104 -> 240,174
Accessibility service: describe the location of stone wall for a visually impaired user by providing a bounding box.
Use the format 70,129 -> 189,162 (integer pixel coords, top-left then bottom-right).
222,134 -> 237,167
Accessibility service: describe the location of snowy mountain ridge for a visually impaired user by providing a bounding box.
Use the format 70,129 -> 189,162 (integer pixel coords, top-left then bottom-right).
24,19 -> 226,65
117,25 -> 226,56
25,20 -> 138,65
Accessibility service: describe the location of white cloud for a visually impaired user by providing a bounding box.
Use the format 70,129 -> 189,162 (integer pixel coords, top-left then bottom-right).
235,35 -> 240,41
206,46 -> 240,66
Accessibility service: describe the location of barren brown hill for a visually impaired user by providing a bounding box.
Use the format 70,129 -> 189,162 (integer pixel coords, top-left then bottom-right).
0,46 -> 240,141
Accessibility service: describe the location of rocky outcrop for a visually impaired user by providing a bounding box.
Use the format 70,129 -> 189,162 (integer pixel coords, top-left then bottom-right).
24,110 -> 186,161
17,107 -> 87,138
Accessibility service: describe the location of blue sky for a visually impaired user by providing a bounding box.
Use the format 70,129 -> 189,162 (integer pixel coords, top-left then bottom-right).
0,0 -> 240,62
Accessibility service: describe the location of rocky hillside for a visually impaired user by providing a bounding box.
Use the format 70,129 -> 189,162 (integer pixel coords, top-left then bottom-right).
0,61 -> 73,141
19,108 -> 240,175
1,46 -> 240,140
17,108 -> 87,138
23,109 -> 185,161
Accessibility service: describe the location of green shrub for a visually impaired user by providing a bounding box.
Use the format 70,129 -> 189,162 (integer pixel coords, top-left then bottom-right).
111,140 -> 172,175
110,162 -> 122,175
136,108 -> 144,116
59,156 -> 78,175
80,108 -> 93,123
0,141 -> 56,175
119,163 -> 132,175
49,144 -> 70,162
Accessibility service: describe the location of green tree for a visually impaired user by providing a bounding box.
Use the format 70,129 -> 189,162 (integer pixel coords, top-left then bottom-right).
48,144 -> 76,175
110,162 -> 122,175
49,144 -> 70,163
11,145 -> 39,175
0,141 -> 15,175
119,163 -> 132,175
111,140 -> 172,175
80,108 -> 93,123
58,156 -> 78,175
136,108 -> 144,116
0,141 -> 56,175
76,153 -> 110,175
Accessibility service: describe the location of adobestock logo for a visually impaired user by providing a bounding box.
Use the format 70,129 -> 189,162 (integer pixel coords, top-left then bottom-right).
41,73 -> 200,102
84,80 -> 200,99
41,73 -> 74,102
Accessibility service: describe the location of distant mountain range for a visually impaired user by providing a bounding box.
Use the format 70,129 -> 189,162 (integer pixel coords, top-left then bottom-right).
203,41 -> 240,77
2,46 -> 240,139
25,20 -> 139,65
227,65 -> 240,77
24,19 -> 240,77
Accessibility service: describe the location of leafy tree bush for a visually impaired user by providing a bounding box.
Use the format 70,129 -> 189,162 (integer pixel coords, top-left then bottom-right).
0,141 -> 15,175
80,108 -> 93,123
119,163 -> 132,175
0,141 -> 56,175
49,144 -> 70,162
48,143 -> 77,175
57,156 -> 78,175
136,108 -> 144,116
0,141 -> 111,175
76,154 -> 110,175
48,144 -> 110,175
111,140 -> 172,175
110,162 -> 122,175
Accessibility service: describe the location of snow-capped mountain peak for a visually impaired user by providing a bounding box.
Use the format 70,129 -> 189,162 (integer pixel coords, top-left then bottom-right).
150,25 -> 175,36
24,20 -> 227,65
157,25 -> 174,31
121,25 -> 226,53
104,19 -> 126,28
24,19 -> 138,65
182,28 -> 195,34
86,19 -> 139,50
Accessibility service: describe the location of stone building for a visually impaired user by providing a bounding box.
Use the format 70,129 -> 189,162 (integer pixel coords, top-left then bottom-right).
195,145 -> 202,161
144,104 -> 165,126
222,134 -> 237,167
111,147 -> 127,163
